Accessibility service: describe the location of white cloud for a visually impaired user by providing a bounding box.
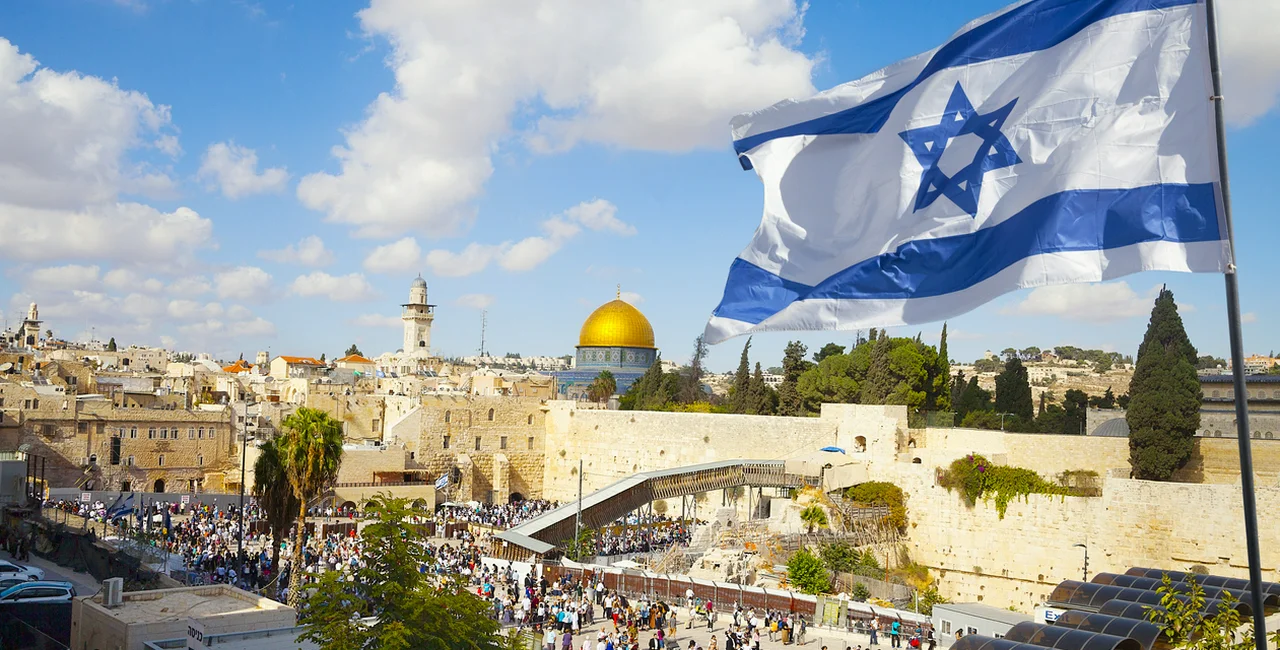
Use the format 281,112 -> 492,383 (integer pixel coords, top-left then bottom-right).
297,1 -> 813,238
0,38 -> 211,266
455,293 -> 494,310
103,269 -> 164,293
259,235 -> 334,267
214,266 -> 273,302
166,300 -> 224,320
619,291 -> 644,305
27,265 -> 101,292
197,141 -> 290,199
422,199 -> 631,277
289,271 -> 378,302
167,276 -> 213,296
363,237 -> 423,274
565,198 -> 636,236
351,313 -> 402,328
1243,312 -> 1258,324
154,133 -> 182,157
1219,0 -> 1280,125
1002,282 -> 1154,323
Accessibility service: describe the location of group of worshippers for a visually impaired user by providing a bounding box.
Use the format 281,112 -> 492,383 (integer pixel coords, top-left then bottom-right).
436,499 -> 559,529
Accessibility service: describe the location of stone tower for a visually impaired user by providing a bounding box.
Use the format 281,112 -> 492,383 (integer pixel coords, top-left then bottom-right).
21,303 -> 41,348
402,276 -> 435,357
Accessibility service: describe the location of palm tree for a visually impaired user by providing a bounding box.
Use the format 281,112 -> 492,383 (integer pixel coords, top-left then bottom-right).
800,504 -> 829,534
252,437 -> 300,586
278,407 -> 344,607
587,370 -> 617,404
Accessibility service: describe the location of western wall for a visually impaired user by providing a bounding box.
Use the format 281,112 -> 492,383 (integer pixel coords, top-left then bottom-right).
538,400 -> 1280,612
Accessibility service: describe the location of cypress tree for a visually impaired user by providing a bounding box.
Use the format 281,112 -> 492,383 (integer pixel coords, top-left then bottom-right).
778,341 -> 810,416
994,357 -> 1034,421
860,335 -> 895,404
950,370 -> 967,412
1127,288 -> 1201,480
955,376 -> 991,418
931,323 -> 952,411
749,362 -> 776,415
730,338 -> 753,413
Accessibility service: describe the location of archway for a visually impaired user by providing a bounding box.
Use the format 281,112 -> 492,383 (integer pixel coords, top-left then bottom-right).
854,436 -> 867,452
509,492 -> 525,504
153,479 -> 165,493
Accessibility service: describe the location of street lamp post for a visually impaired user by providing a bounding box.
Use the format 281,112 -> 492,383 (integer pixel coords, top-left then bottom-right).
999,412 -> 1013,431
1073,543 -> 1089,581
236,412 -> 254,574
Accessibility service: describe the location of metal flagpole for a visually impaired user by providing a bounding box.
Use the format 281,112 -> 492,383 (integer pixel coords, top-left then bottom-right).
1203,1 -> 1267,647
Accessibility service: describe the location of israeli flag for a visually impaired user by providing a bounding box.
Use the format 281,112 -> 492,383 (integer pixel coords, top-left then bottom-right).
106,492 -> 135,520
434,472 -> 449,490
705,0 -> 1227,344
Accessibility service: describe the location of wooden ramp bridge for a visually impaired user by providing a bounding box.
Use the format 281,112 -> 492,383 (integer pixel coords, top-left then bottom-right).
492,459 -> 820,561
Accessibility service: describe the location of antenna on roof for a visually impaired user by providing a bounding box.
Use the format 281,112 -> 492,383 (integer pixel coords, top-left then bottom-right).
479,310 -> 487,358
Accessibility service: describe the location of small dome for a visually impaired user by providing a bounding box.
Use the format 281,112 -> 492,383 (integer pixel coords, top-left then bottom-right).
411,275 -> 427,289
578,299 -> 656,349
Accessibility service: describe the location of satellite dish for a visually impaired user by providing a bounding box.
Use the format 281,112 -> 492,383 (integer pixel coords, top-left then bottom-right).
0,363 -> 11,372
263,377 -> 274,383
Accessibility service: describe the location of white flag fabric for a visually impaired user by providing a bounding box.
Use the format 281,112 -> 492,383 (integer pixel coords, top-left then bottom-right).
704,0 -> 1227,345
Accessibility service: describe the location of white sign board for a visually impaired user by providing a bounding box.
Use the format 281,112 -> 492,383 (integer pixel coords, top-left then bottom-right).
80,492 -> 91,503
181,495 -> 191,505
186,618 -> 209,649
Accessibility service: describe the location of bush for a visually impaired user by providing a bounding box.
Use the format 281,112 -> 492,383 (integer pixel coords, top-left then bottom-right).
938,454 -> 1073,518
844,481 -> 908,531
787,548 -> 831,595
851,582 -> 872,602
819,542 -> 860,573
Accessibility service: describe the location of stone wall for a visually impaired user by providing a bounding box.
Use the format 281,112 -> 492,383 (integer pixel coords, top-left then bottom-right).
540,400 -> 838,502
413,395 -> 546,503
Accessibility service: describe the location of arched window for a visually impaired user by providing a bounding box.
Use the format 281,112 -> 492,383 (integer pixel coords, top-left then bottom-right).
419,340 -> 426,347
444,410 -> 451,423
487,408 -> 495,421
527,414 -> 534,425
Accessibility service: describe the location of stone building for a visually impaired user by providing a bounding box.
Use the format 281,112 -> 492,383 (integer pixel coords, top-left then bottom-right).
0,379 -> 237,493
554,289 -> 659,398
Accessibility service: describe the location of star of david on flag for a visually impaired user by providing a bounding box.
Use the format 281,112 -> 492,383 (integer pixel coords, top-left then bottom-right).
899,83 -> 1021,217
704,0 -> 1228,345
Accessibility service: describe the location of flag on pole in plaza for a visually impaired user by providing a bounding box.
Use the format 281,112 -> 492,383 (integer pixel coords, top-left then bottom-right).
435,472 -> 450,490
704,0 -> 1227,344
106,492 -> 134,520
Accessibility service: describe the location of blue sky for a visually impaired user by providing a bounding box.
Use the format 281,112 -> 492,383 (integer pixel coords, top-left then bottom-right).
0,0 -> 1276,372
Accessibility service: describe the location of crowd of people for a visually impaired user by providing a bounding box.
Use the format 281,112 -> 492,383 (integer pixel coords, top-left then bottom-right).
436,499 -> 559,529
593,521 -> 690,557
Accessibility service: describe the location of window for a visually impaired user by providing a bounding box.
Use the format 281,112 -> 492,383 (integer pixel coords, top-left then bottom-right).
373,419 -> 381,432
0,398 -> 4,408
527,414 -> 533,425
941,621 -> 952,635
23,399 -> 30,409
189,428 -> 195,439
1212,390 -> 1221,398
444,410 -> 451,423
127,456 -> 135,466
198,427 -> 204,439
487,408 -> 495,421
160,428 -> 167,439
409,451 -> 415,460
148,427 -> 156,439
443,435 -> 450,450
110,437 -> 121,465
500,436 -> 508,450
32,399 -> 38,409
89,454 -> 98,465
528,436 -> 535,450
157,454 -> 164,467
967,628 -> 978,636
120,481 -> 130,492
197,455 -> 204,466
77,421 -> 86,433
474,436 -> 482,451
129,427 -> 137,439
208,428 -> 215,440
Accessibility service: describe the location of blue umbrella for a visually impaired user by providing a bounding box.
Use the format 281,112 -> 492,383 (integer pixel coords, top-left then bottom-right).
819,446 -> 846,454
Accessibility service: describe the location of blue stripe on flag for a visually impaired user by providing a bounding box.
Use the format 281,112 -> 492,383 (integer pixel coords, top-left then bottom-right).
712,183 -> 1219,324
732,0 -> 1199,155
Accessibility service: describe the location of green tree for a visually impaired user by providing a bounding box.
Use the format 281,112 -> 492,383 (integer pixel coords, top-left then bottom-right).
850,582 -> 872,602
279,407 -> 345,608
844,481 -> 908,531
994,357 -> 1034,421
950,370 -> 967,413
679,335 -> 709,403
931,324 -> 953,411
1020,346 -> 1042,361
796,353 -> 863,412
300,495 -> 507,650
818,541 -> 860,573
777,341 -> 811,416
729,338 -> 753,413
252,437 -> 300,580
1128,288 -> 1201,480
800,504 -> 829,534
1095,356 -> 1112,374
748,362 -> 778,415
955,376 -> 992,420
786,548 -> 830,595
1141,574 -> 1280,650
106,337 -> 117,352
344,344 -> 363,357
319,353 -> 326,364
587,370 -> 617,404
620,356 -> 671,411
1061,389 -> 1089,435
1001,347 -> 1018,361
813,343 -> 846,364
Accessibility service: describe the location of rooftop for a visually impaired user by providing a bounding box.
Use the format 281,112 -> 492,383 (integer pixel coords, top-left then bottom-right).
87,584 -> 289,625
932,602 -> 1033,627
275,356 -> 325,366
1201,374 -> 1280,383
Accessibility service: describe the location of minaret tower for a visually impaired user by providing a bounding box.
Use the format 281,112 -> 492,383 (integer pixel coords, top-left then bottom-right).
402,275 -> 435,357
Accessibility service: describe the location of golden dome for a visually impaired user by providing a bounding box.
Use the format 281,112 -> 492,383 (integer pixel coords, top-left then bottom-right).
578,297 -> 656,349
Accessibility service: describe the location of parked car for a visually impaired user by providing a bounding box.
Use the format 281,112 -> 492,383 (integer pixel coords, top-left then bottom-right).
0,560 -> 43,582
0,577 -> 26,591
0,581 -> 75,604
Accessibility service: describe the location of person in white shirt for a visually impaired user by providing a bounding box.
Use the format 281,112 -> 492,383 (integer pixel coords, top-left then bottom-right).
546,627 -> 558,650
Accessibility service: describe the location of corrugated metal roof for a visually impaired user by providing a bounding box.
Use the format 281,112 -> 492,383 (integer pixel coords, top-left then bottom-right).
934,602 -> 1033,627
